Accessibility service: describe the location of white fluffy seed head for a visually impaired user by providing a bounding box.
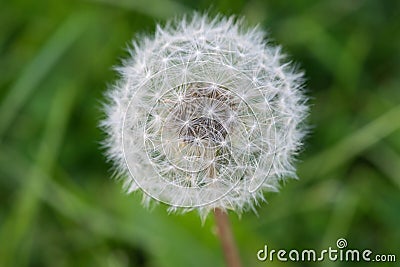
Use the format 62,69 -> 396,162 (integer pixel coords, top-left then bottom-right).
101,13 -> 308,220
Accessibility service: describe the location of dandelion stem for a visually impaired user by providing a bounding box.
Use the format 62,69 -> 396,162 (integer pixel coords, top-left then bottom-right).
214,208 -> 242,267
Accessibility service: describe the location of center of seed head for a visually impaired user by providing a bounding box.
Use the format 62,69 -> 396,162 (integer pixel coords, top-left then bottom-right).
179,117 -> 227,145
148,82 -> 249,175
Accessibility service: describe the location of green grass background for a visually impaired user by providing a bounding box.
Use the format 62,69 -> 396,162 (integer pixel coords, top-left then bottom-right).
1,0 -> 399,266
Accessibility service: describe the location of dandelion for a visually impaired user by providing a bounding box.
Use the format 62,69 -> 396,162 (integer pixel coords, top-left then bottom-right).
101,13 -> 308,267
101,13 -> 307,217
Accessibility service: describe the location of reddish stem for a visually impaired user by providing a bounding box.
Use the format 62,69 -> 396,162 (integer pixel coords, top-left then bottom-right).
214,208 -> 242,267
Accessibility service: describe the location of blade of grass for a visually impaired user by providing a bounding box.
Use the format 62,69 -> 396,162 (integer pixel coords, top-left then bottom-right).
300,104 -> 400,178
366,143 -> 400,189
319,186 -> 359,267
0,11 -> 93,139
0,80 -> 79,267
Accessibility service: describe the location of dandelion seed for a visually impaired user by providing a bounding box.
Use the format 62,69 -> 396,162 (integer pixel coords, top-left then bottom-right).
101,14 -> 308,219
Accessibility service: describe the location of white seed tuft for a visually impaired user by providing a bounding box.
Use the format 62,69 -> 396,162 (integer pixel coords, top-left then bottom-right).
101,14 -> 308,219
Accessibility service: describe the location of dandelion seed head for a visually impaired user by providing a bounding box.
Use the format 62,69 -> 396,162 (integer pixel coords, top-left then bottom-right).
101,13 -> 308,219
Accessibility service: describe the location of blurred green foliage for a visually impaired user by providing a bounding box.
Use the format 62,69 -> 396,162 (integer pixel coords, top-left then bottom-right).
1,0 -> 400,266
